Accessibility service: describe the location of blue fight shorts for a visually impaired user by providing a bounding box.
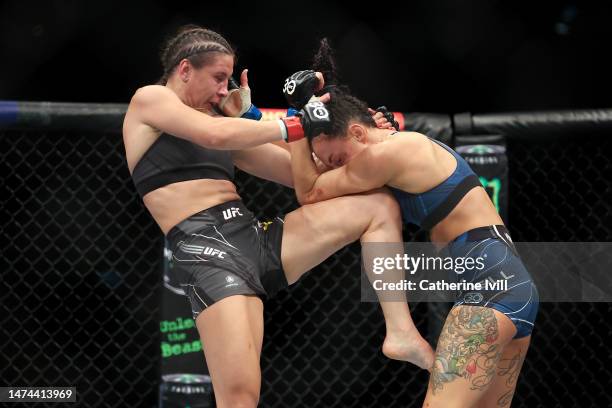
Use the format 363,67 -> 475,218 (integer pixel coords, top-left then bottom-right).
445,225 -> 539,338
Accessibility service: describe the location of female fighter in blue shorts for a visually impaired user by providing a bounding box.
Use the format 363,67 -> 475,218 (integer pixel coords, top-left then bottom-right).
123,25 -> 433,408
287,40 -> 539,408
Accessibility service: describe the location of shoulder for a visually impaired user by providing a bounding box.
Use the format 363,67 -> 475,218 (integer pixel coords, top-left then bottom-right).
375,131 -> 431,161
389,131 -> 430,148
126,85 -> 196,130
124,85 -> 187,139
374,132 -> 438,181
130,85 -> 178,107
346,140 -> 400,178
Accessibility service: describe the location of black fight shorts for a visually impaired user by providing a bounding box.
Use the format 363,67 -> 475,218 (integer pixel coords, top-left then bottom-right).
166,200 -> 288,319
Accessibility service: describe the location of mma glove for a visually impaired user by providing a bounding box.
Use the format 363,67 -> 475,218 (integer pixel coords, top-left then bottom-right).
280,101 -> 331,142
282,70 -> 320,112
375,106 -> 400,130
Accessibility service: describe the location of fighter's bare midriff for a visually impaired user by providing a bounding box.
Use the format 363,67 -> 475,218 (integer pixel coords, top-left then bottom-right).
143,179 -> 241,235
429,186 -> 504,247
123,100 -> 241,235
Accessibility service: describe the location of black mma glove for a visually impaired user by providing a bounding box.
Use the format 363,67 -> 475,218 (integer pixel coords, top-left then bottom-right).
375,106 -> 400,130
282,70 -> 320,110
280,101 -> 331,142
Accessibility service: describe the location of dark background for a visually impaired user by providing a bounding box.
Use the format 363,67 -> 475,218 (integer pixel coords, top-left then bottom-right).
2,0 -> 612,112
2,2 -> 612,407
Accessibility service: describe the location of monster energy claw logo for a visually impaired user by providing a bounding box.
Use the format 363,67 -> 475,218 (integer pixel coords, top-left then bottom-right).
479,177 -> 501,213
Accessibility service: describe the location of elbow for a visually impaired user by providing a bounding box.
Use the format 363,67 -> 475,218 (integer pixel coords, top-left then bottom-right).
296,195 -> 310,206
200,132 -> 229,150
198,119 -> 238,149
296,194 -> 308,206
297,188 -> 322,206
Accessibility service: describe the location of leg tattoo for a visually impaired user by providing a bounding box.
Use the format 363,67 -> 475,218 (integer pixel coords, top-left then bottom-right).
496,348 -> 525,407
430,307 -> 503,395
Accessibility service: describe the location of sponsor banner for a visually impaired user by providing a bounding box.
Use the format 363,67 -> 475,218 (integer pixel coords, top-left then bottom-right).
160,241 -> 213,407
160,241 -> 208,370
456,144 -> 508,222
160,374 -> 214,408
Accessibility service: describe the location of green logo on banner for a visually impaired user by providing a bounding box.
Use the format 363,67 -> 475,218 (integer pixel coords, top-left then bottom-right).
161,340 -> 202,357
479,177 -> 501,213
466,145 -> 496,154
160,317 -> 201,358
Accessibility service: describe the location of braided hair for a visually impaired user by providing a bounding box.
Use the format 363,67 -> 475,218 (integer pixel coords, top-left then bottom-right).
158,25 -> 235,85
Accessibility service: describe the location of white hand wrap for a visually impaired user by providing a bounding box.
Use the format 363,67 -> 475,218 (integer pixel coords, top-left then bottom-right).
218,87 -> 252,117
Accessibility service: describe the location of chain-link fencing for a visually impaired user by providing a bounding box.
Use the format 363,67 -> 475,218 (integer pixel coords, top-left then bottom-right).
1,108 -> 611,407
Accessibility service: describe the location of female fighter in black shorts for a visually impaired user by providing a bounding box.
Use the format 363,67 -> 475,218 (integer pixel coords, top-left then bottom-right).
123,25 -> 433,408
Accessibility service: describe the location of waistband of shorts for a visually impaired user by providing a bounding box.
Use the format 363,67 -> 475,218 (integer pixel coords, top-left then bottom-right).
451,224 -> 512,244
166,200 -> 253,241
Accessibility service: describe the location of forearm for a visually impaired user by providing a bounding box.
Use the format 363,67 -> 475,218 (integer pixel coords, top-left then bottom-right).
289,139 -> 323,204
200,117 -> 286,150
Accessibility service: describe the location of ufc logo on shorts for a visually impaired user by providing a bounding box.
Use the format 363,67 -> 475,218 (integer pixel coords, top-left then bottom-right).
180,243 -> 226,259
202,247 -> 225,258
222,207 -> 243,220
283,78 -> 296,95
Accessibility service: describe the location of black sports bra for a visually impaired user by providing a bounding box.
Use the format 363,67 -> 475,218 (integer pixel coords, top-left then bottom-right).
131,133 -> 234,197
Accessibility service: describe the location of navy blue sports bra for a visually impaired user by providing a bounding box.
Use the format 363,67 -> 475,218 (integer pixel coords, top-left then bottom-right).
389,137 -> 481,230
131,133 -> 234,197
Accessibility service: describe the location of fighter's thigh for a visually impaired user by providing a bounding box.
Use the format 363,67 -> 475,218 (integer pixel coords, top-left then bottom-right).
245,295 -> 264,357
423,306 -> 517,408
281,191 -> 399,284
195,295 -> 263,398
474,336 -> 531,408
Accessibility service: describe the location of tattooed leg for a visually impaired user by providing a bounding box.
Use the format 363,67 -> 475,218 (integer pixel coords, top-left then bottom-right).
474,336 -> 531,408
422,306 -> 517,408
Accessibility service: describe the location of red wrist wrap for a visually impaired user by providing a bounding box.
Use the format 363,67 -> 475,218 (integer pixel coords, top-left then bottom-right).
281,116 -> 305,142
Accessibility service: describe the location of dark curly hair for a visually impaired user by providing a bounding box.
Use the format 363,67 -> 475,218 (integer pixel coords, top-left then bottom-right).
323,91 -> 376,138
311,38 -> 375,138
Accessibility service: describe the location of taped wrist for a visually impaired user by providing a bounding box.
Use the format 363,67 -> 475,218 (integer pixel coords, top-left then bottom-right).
219,76 -> 259,118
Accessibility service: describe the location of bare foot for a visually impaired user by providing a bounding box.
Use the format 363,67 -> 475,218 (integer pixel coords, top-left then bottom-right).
382,331 -> 435,370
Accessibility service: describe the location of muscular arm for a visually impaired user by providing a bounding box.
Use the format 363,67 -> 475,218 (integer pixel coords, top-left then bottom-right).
129,85 -> 284,150
231,141 -> 330,189
289,138 -> 397,205
232,143 -> 294,187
